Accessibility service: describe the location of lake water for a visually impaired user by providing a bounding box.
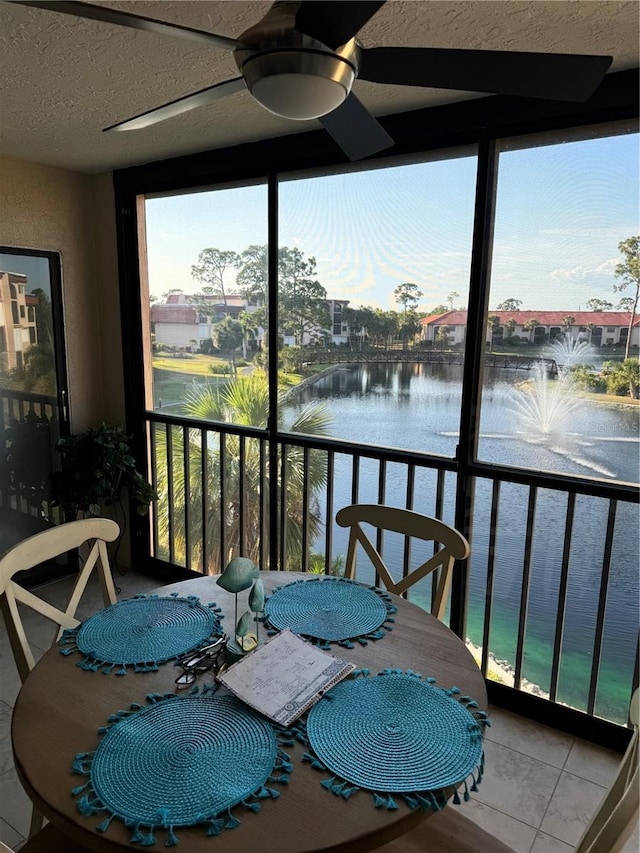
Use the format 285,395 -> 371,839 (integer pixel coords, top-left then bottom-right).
285,362 -> 640,723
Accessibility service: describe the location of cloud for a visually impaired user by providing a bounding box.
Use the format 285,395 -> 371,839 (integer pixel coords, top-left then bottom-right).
548,258 -> 616,283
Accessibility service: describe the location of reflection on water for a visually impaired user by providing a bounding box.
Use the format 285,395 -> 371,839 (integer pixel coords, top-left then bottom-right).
289,361 -> 638,483
285,361 -> 639,722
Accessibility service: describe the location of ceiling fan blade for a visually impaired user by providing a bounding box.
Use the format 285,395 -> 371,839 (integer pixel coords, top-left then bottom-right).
12,1 -> 245,51
359,47 -> 613,102
295,1 -> 386,49
104,77 -> 247,132
319,93 -> 394,161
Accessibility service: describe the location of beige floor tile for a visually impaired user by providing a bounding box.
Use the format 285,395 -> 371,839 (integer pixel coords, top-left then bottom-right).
472,739 -> 562,828
540,770 -> 606,847
0,767 -> 34,839
530,830 -> 575,852
0,643 -> 23,707
0,701 -> 14,777
564,736 -> 622,787
487,706 -> 574,769
463,797 -> 538,853
0,816 -> 25,852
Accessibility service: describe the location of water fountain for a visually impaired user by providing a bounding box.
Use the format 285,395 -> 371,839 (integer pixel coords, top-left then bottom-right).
510,362 -> 582,440
507,341 -> 616,477
546,334 -> 597,374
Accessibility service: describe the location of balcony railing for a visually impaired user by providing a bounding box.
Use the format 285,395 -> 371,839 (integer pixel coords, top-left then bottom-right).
0,387 -> 60,519
145,409 -> 639,741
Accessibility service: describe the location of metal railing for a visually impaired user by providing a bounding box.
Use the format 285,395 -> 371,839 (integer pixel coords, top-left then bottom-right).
0,387 -> 60,518
145,409 -> 639,731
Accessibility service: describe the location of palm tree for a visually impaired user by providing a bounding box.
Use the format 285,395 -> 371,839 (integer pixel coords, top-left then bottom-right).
523,318 -> 540,343
153,373 -> 333,574
561,315 -> 576,337
487,314 -> 500,353
504,318 -> 517,340
601,358 -> 640,398
237,310 -> 258,360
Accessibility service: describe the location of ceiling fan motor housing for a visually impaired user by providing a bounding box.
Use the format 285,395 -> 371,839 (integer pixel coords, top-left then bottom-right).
235,2 -> 360,121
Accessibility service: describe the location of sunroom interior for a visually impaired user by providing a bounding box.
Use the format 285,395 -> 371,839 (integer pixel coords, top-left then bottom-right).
1,1 -> 639,851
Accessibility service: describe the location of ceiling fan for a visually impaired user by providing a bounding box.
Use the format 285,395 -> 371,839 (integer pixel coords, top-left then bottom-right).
14,0 -> 613,161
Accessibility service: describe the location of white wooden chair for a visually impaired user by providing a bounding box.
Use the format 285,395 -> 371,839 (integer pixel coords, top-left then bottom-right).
0,517 -> 120,683
0,518 -> 120,839
335,504 -> 470,619
575,688 -> 639,853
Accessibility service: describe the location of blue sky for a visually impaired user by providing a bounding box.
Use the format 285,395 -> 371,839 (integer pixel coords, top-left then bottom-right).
0,253 -> 52,296
145,129 -> 638,313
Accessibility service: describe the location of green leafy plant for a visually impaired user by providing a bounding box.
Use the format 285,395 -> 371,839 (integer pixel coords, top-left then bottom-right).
49,423 -> 157,520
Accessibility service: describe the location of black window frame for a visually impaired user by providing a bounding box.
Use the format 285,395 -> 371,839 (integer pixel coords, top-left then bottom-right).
113,69 -> 639,747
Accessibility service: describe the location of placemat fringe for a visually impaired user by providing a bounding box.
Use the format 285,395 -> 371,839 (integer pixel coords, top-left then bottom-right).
300,670 -> 491,816
71,690 -> 291,845
58,593 -> 223,675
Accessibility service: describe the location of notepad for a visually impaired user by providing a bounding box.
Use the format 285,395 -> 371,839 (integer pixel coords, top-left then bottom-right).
218,629 -> 355,726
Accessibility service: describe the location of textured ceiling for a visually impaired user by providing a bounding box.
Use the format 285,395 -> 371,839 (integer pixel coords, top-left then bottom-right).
1,1 -> 638,174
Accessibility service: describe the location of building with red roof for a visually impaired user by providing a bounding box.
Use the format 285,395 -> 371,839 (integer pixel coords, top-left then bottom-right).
420,310 -> 639,350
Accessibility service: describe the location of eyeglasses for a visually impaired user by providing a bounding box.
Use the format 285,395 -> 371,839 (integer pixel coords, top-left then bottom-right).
175,635 -> 228,689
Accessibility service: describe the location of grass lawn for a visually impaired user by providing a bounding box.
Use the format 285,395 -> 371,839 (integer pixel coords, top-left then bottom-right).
152,354 -> 231,376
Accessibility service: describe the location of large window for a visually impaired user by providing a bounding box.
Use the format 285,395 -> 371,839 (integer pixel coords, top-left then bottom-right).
478,127 -> 639,486
131,113 -> 639,729
278,152 -> 477,457
143,182 -> 268,427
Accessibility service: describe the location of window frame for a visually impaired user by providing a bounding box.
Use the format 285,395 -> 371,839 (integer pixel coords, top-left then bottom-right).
113,71 -> 639,746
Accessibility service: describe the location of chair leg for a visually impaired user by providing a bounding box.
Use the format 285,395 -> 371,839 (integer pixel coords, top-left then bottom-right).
28,806 -> 44,838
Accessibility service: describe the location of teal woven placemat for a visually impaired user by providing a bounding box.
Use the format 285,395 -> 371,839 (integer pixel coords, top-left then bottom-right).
71,691 -> 292,846
300,669 -> 489,811
58,594 -> 223,674
263,577 -> 397,647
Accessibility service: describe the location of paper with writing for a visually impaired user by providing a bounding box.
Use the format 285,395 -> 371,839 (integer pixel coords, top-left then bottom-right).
219,629 -> 355,726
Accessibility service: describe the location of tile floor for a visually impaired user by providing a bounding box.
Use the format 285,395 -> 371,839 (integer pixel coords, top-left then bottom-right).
0,569 -> 637,852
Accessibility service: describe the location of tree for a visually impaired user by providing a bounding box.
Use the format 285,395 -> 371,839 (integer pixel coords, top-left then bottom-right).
154,374 -> 333,572
614,236 -> 640,360
236,245 -> 330,348
496,298 -> 523,311
504,318 -> 517,338
398,309 -> 421,350
237,310 -> 258,360
447,291 -> 460,311
428,304 -> 449,316
393,283 -> 423,319
585,298 -> 613,311
561,315 -> 576,334
343,306 -> 367,350
191,248 -> 240,308
523,318 -> 540,343
487,314 -> 500,353
236,244 -> 268,306
215,316 -> 243,374
601,358 -> 640,398
278,247 -> 330,347
436,324 -> 450,352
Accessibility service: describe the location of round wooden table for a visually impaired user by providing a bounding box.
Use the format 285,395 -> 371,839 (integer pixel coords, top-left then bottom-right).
12,572 -> 487,853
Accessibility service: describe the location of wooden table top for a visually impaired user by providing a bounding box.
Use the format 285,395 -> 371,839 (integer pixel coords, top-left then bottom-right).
12,572 -> 487,853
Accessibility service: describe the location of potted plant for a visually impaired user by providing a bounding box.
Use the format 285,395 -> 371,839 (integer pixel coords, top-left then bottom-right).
49,423 -> 157,521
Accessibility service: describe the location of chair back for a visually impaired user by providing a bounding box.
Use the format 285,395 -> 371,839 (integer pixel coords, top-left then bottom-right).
335,504 -> 470,618
0,517 -> 120,682
575,688 -> 639,853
